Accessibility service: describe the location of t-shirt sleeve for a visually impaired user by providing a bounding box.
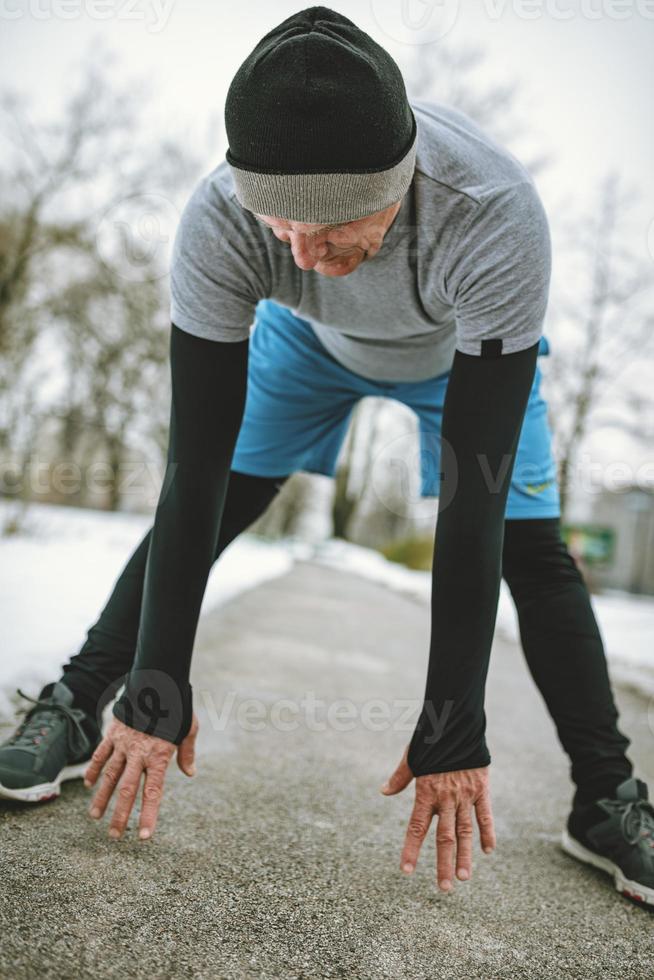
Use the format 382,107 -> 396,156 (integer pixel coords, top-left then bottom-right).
447,181 -> 552,357
170,175 -> 268,342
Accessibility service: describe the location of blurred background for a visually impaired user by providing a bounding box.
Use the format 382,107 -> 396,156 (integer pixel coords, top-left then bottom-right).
1,0 -> 653,708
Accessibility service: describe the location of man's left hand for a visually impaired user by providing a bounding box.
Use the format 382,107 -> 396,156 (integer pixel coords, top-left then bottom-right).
381,748 -> 495,892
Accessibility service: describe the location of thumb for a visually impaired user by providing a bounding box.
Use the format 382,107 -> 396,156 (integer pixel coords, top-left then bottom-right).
176,711 -> 199,777
380,747 -> 414,796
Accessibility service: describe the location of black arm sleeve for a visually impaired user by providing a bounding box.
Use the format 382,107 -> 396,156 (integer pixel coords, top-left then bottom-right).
112,323 -> 248,744
407,340 -> 539,776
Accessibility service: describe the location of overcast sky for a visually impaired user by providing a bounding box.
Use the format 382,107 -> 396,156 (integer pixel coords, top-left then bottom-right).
1,0 -> 653,493
2,0 -> 652,209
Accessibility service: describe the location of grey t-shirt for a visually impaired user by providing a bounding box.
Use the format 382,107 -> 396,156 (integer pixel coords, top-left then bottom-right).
170,99 -> 551,383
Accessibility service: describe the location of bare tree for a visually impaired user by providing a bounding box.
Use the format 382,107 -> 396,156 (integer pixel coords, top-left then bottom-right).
47,270 -> 172,510
0,43 -> 209,520
250,473 -> 317,540
545,173 -> 654,519
402,39 -> 553,175
332,403 -> 372,540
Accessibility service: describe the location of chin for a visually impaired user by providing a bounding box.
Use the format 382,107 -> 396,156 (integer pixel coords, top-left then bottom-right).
314,254 -> 365,277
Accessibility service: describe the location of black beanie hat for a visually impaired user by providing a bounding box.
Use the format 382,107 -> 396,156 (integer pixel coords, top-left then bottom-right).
224,6 -> 417,223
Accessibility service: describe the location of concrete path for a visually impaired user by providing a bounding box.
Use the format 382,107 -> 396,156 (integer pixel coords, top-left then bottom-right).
1,560 -> 653,979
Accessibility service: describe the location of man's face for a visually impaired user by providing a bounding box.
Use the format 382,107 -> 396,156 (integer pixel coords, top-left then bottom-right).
252,198 -> 403,277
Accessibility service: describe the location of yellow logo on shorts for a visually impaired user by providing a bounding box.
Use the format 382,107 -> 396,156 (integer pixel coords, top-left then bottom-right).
525,480 -> 554,496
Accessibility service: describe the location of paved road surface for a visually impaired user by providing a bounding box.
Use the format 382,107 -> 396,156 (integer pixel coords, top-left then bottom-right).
1,561 -> 653,979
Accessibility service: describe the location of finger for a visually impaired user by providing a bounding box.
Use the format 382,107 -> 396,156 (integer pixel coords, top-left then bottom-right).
435,804 -> 457,892
108,759 -> 144,839
83,735 -> 114,788
474,790 -> 496,854
455,803 -> 474,881
176,715 -> 198,777
400,798 -> 433,874
137,764 -> 167,841
88,753 -> 126,820
381,748 -> 414,796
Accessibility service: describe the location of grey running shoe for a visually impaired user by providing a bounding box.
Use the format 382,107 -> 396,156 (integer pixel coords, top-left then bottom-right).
0,681 -> 101,803
561,776 -> 654,907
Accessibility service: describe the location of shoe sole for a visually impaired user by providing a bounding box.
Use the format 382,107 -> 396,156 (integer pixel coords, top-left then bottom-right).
561,828 -> 654,907
0,761 -> 90,803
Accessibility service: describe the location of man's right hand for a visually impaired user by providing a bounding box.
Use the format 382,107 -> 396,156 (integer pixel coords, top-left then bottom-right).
83,711 -> 199,840
381,749 -> 495,891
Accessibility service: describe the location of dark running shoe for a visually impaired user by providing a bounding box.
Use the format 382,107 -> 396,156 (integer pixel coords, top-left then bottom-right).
0,681 -> 101,803
561,776 -> 654,907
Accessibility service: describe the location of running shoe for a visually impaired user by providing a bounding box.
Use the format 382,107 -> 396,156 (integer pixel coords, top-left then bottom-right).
0,680 -> 101,803
561,776 -> 654,906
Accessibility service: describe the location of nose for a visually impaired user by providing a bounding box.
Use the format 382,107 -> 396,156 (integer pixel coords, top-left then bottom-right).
289,233 -> 328,270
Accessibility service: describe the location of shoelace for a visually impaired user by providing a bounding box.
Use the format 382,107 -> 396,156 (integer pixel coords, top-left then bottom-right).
622,800 -> 654,848
10,689 -> 90,759
603,797 -> 654,848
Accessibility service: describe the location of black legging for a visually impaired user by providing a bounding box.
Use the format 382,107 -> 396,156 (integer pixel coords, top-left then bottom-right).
59,482 -> 632,804
501,516 -> 632,804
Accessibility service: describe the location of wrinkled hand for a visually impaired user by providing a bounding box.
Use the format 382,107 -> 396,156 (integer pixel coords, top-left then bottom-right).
83,712 -> 199,840
381,748 -> 495,892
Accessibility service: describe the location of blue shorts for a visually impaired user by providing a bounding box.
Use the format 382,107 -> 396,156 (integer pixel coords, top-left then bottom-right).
232,299 -> 561,520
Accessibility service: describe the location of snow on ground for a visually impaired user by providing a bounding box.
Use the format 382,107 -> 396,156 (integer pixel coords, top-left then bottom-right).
1,501 -> 652,725
0,501 -> 293,720
314,539 -> 654,699
494,581 -> 654,699
580,591 -> 654,698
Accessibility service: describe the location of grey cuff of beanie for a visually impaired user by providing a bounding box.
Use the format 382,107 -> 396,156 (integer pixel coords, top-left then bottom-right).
228,131 -> 417,224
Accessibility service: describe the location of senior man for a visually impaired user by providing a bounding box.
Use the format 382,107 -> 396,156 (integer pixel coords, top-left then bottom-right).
1,7 -> 652,905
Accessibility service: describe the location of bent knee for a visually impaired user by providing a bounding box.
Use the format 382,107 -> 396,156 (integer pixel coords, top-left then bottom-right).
502,517 -> 583,587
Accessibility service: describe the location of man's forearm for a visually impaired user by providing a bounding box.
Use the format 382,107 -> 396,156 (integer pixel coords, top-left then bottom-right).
408,341 -> 539,775
112,323 -> 249,744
